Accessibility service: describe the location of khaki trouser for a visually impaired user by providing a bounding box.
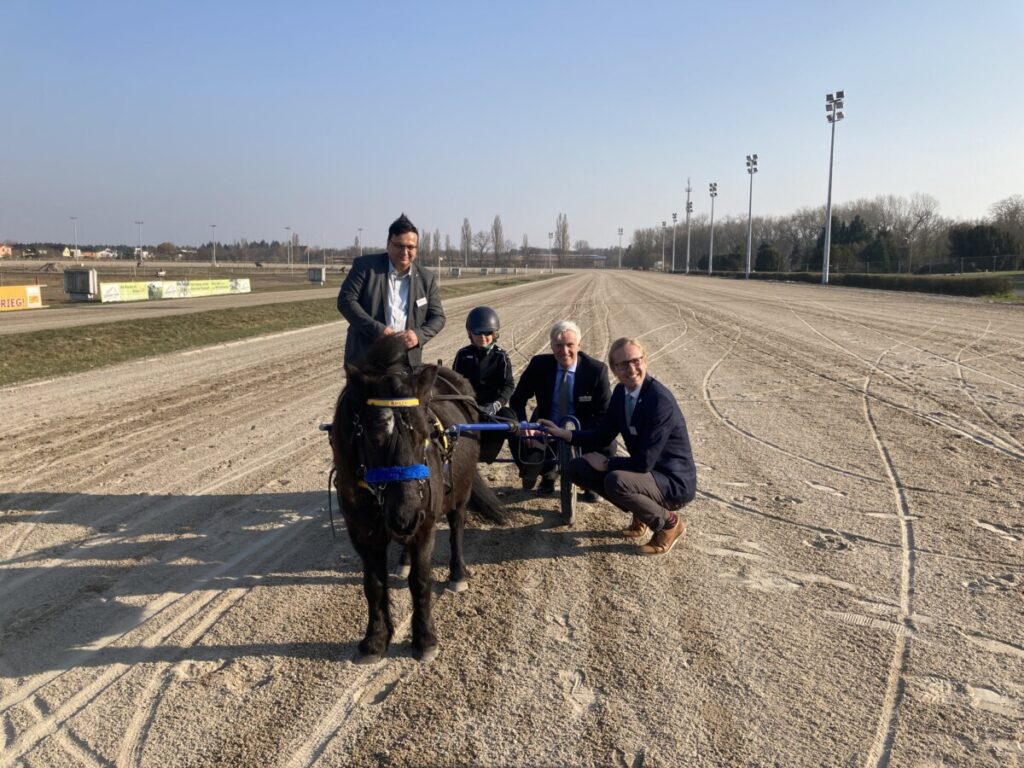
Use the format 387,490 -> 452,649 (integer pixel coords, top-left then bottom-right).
568,458 -> 678,532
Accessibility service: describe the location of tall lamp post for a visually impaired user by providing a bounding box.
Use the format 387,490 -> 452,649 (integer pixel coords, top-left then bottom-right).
660,221 -> 666,272
70,216 -> 79,262
617,227 -> 623,269
671,213 -> 678,273
210,224 -> 217,267
745,155 -> 758,279
547,231 -> 553,273
357,227 -> 362,258
822,90 -> 845,285
285,226 -> 291,271
708,183 -> 718,274
684,178 -> 693,274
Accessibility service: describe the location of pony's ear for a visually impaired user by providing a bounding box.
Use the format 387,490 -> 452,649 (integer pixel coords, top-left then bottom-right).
414,364 -> 438,401
345,364 -> 365,392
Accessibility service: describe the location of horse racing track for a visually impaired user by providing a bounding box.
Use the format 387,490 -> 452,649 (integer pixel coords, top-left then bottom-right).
2,272 -> 1022,767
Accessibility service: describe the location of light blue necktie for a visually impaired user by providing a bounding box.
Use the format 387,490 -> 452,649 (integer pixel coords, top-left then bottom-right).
625,393 -> 636,423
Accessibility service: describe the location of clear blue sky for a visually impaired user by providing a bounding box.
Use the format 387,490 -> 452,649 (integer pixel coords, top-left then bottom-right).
2,1 -> 1021,249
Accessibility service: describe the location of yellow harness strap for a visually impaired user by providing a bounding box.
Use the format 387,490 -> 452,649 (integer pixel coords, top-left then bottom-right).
431,415 -> 448,456
367,398 -> 420,408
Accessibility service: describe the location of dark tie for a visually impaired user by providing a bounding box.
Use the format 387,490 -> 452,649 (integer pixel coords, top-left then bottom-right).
625,393 -> 636,423
558,369 -> 569,423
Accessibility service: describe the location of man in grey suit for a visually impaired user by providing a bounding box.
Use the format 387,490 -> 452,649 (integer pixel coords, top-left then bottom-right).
338,214 -> 446,367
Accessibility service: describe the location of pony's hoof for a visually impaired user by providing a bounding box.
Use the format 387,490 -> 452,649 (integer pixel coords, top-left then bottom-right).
353,651 -> 384,665
448,579 -> 468,593
396,564 -> 411,579
417,645 -> 439,663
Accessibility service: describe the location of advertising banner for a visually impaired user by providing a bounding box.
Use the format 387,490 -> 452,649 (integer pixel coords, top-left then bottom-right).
0,285 -> 44,312
97,278 -> 251,303
99,282 -> 150,303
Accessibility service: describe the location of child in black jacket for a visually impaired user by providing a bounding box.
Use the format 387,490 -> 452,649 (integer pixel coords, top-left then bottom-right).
453,306 -> 516,462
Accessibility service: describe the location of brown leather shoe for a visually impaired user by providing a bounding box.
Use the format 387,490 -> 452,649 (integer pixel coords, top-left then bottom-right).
639,517 -> 685,555
621,516 -> 649,539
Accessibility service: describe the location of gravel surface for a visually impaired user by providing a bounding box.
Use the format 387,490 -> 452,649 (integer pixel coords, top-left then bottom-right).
1,272 -> 1022,767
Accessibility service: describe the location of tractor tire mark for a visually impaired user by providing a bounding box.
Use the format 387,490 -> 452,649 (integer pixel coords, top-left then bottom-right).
0,502 -> 319,766
0,433 -> 321,629
953,322 -> 1024,454
700,331 -> 883,484
1,352 -> 337,491
859,343 -> 918,768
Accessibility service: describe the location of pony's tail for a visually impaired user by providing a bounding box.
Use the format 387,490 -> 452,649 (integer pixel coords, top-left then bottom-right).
468,471 -> 507,525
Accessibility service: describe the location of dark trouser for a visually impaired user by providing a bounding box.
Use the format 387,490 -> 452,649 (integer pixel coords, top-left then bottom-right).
568,458 -> 679,532
479,407 -> 517,464
512,438 -> 557,482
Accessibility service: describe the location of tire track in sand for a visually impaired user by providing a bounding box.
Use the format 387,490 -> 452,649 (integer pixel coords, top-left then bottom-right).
0,499 -> 322,767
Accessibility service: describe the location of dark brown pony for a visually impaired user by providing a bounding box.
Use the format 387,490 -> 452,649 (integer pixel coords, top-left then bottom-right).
331,335 -> 504,662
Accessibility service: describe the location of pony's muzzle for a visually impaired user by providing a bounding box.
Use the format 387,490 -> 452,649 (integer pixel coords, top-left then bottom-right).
386,506 -> 426,540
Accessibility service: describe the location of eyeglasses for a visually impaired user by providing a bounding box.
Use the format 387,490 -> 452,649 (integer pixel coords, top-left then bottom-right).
613,357 -> 644,371
471,330 -> 496,336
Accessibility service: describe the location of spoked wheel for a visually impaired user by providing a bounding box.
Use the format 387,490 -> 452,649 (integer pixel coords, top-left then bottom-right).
558,418 -> 580,525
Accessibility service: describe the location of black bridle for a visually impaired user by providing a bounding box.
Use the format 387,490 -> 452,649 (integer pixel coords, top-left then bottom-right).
351,396 -> 433,509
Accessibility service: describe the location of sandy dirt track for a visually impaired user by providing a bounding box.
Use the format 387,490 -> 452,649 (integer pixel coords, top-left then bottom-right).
1,272 -> 1022,767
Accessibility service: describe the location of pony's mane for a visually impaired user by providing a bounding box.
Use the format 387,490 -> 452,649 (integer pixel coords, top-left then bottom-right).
361,334 -> 412,376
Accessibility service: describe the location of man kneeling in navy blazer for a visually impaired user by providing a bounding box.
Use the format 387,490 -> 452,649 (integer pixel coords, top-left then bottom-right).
541,337 -> 696,555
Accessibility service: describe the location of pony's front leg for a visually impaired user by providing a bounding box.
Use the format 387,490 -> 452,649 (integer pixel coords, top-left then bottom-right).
397,546 -> 411,579
354,538 -> 393,662
407,530 -> 438,661
446,504 -> 471,593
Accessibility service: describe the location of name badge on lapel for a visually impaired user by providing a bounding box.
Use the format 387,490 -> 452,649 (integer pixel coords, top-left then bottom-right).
628,426 -> 638,436
579,396 -> 592,402
416,297 -> 427,307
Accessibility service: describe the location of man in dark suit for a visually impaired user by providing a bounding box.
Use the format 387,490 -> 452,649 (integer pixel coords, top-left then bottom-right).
337,213 -> 445,367
541,337 -> 696,556
509,320 -> 612,497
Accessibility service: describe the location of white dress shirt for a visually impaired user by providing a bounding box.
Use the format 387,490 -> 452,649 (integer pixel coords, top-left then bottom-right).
387,263 -> 411,333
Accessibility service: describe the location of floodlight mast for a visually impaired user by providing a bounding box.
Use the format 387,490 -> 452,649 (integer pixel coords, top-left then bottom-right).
708,183 -> 718,274
745,155 -> 758,279
684,178 -> 693,273
822,90 -> 846,285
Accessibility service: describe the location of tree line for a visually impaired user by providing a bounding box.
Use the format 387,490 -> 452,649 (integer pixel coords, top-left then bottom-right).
625,193 -> 1024,274
9,194 -> 1022,273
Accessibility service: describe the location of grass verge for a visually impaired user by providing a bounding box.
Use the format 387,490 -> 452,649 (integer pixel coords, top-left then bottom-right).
0,275 -> 559,387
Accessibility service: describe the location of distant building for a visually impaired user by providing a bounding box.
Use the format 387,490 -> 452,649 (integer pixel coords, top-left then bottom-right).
0,244 -> 12,258
62,247 -> 84,259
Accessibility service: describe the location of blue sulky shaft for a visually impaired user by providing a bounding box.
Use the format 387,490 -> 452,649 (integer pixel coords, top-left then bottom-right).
451,421 -> 546,433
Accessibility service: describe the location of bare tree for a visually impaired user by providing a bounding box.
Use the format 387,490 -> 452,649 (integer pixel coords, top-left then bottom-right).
554,213 -> 569,264
989,194 -> 1024,244
491,215 -> 504,266
419,225 -> 432,262
472,230 -> 493,265
521,233 -> 529,265
444,233 -> 451,260
460,218 -> 472,267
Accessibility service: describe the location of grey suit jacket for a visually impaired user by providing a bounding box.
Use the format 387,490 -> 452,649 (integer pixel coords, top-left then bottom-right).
337,253 -> 446,367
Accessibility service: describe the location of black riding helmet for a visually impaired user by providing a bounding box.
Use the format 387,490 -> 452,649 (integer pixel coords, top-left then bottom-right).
466,306 -> 500,338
